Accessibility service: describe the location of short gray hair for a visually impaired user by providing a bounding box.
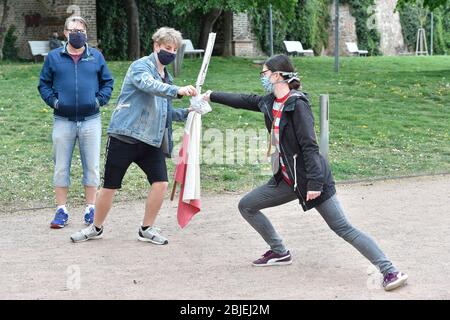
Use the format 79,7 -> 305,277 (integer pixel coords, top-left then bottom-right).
64,16 -> 87,30
152,27 -> 182,49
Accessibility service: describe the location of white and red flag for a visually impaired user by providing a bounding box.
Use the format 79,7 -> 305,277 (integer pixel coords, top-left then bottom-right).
173,111 -> 202,228
171,33 -> 216,228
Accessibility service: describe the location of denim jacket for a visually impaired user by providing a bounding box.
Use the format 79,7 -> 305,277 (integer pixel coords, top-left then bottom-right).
108,53 -> 189,156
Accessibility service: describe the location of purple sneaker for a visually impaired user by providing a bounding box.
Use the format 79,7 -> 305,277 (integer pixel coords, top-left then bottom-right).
252,250 -> 292,267
383,271 -> 408,291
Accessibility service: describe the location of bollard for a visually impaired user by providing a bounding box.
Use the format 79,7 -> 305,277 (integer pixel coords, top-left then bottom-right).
319,94 -> 329,160
172,43 -> 186,77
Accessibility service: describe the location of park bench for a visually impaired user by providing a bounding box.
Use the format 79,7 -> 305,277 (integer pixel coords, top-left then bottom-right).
182,39 -> 204,58
28,41 -> 50,62
283,41 -> 314,56
345,42 -> 368,56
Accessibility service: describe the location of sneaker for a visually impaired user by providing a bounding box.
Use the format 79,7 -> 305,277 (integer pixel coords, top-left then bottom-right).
70,224 -> 103,243
50,208 -> 69,229
383,271 -> 408,291
252,250 -> 292,267
138,226 -> 168,245
84,207 -> 94,225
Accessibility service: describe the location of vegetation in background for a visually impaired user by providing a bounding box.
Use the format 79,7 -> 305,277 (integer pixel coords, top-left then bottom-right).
341,0 -> 381,56
398,1 -> 450,55
0,56 -> 449,210
2,25 -> 18,60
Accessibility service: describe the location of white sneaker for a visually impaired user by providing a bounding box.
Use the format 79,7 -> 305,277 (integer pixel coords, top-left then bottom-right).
70,224 -> 103,243
138,226 -> 168,245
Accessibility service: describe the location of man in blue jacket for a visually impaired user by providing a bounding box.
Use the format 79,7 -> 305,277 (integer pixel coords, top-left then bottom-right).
38,16 -> 114,229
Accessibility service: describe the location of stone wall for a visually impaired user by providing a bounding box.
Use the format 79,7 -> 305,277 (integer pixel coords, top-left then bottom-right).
232,12 -> 264,57
326,1 -> 358,56
2,0 -> 97,60
375,0 -> 407,55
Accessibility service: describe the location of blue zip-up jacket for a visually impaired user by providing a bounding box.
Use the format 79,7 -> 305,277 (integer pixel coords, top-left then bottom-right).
38,43 -> 114,121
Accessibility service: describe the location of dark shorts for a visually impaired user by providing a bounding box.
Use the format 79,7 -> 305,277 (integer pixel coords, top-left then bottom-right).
102,136 -> 168,189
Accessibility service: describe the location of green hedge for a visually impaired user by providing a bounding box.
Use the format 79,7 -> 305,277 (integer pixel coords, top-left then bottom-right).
398,3 -> 450,55
249,0 -> 330,55
97,0 -> 203,60
249,0 -> 381,56
342,0 -> 381,56
2,25 -> 19,60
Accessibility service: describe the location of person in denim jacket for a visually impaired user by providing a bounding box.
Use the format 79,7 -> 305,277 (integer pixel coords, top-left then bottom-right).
38,16 -> 114,229
71,27 -> 197,245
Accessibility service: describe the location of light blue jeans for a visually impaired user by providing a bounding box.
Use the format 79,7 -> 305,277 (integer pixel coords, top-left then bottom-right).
238,179 -> 398,275
52,115 -> 101,187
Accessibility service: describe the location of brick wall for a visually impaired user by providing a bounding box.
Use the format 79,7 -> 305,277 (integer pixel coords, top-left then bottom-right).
232,12 -> 264,57
2,0 -> 97,60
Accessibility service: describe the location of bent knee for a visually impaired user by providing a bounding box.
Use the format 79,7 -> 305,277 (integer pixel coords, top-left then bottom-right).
152,181 -> 169,192
238,197 -> 254,216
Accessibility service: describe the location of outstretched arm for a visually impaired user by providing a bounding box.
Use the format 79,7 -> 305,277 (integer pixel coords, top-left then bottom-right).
204,90 -> 263,112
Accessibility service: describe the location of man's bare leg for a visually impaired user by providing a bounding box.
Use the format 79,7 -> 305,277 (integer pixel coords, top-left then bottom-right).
142,182 -> 168,226
93,188 -> 116,228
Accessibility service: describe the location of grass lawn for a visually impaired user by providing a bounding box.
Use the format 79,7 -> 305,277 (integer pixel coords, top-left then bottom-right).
0,55 -> 449,210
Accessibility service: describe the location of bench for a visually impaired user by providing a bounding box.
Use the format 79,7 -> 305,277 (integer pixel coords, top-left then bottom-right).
182,39 -> 204,58
345,42 -> 368,56
283,41 -> 314,56
28,41 -> 50,62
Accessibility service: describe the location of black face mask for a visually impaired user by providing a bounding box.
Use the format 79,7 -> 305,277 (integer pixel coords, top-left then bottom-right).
157,49 -> 176,65
68,32 -> 87,49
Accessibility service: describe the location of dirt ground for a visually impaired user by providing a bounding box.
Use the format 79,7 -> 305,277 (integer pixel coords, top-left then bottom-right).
0,174 -> 449,300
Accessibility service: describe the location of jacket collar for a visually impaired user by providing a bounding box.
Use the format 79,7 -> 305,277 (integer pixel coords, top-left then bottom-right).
261,90 -> 310,115
60,42 -> 91,58
147,53 -> 174,84
283,90 -> 310,111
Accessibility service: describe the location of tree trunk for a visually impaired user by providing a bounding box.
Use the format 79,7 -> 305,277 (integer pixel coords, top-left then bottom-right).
198,8 -> 222,50
222,10 -> 233,57
0,0 -> 9,61
125,0 -> 140,60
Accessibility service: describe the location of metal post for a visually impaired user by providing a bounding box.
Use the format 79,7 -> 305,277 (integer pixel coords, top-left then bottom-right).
269,4 -> 274,56
320,94 -> 330,160
334,0 -> 339,73
430,12 -> 434,56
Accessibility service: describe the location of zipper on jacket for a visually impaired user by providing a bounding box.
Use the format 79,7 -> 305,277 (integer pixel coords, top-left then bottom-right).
75,62 -> 78,120
279,142 -> 306,207
262,100 -> 307,207
293,154 -> 298,190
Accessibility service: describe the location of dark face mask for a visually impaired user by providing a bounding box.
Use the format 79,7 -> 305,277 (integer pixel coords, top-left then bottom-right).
68,32 -> 87,49
157,49 -> 176,65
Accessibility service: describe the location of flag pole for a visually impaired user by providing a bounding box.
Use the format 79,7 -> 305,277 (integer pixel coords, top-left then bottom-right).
170,33 -> 216,201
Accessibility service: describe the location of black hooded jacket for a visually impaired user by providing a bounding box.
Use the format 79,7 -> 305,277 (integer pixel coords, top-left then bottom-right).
211,90 -> 336,211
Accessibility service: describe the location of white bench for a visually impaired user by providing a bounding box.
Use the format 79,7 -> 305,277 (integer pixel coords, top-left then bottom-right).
283,41 -> 314,56
28,41 -> 50,62
182,39 -> 204,58
345,42 -> 368,56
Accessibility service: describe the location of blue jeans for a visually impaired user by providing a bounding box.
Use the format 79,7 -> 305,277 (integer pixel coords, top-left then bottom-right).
238,179 -> 398,275
52,115 -> 101,187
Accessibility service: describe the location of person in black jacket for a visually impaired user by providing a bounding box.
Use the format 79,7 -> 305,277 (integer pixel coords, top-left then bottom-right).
203,54 -> 408,291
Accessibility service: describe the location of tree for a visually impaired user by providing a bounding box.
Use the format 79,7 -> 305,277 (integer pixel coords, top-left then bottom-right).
397,0 -> 449,10
0,0 -> 9,61
125,0 -> 140,60
156,0 -> 297,52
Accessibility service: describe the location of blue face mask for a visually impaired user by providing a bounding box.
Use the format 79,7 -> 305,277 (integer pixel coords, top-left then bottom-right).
261,75 -> 274,93
158,49 -> 176,65
68,32 -> 87,49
